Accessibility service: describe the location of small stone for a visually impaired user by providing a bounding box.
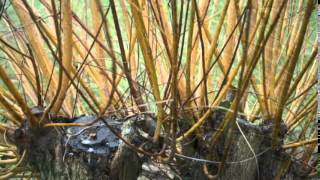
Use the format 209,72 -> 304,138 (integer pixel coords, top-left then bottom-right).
82,139 -> 95,145
88,148 -> 94,153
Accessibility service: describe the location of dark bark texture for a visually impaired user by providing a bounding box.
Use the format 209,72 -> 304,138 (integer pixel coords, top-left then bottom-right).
11,113 -> 317,180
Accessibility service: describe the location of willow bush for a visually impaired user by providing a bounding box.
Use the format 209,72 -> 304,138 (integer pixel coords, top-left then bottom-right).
0,0 -> 317,179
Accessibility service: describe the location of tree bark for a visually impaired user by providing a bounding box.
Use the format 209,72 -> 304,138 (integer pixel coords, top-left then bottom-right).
11,114 -> 317,180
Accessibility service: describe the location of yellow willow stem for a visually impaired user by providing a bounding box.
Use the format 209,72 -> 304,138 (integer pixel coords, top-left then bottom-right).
183,1 -> 200,121
120,0 -> 138,78
0,150 -> 26,179
149,0 -> 173,57
0,123 -> 15,131
0,92 -> 22,125
282,138 -> 317,149
130,0 -> 165,142
51,0 -> 73,114
220,0 -> 237,73
35,11 -> 98,112
285,0 -> 304,55
177,61 -> 242,142
185,0 -> 195,100
88,0 -> 110,110
0,89 -> 22,112
209,0 -> 282,147
286,72 -> 316,124
250,77 -> 270,119
12,0 -> 57,92
287,40 -> 317,98
230,0 -> 277,124
272,0 -> 315,148
205,0 -> 230,74
0,158 -> 18,164
288,99 -> 316,130
90,0 -> 106,67
0,38 -> 39,105
0,65 -> 36,126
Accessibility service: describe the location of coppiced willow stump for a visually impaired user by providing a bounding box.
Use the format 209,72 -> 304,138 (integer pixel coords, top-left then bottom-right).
8,111 -> 317,180
9,114 -> 156,180
177,113 -> 317,180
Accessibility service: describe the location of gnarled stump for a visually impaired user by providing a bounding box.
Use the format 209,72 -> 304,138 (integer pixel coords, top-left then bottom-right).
11,115 -> 151,180
8,113 -> 317,180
